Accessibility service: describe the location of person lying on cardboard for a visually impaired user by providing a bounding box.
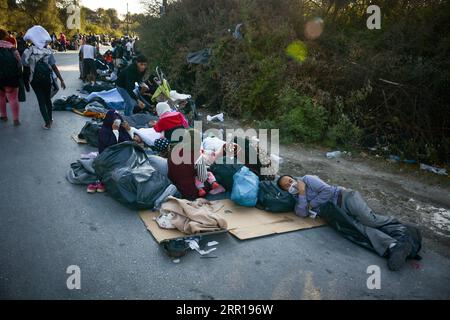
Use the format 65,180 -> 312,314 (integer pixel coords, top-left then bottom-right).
277,174 -> 422,271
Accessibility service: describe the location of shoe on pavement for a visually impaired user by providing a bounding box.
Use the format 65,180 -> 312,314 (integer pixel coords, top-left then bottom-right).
211,182 -> 220,190
0,117 -> 7,122
387,242 -> 412,271
198,188 -> 207,197
13,120 -> 21,126
96,182 -> 106,193
87,183 -> 97,194
42,124 -> 51,130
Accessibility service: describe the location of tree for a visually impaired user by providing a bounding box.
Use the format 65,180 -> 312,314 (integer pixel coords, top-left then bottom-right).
0,0 -> 8,27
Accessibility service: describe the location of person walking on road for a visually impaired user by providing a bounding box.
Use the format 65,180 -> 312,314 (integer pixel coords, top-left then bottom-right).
0,29 -> 23,126
22,26 -> 66,130
80,39 -> 97,85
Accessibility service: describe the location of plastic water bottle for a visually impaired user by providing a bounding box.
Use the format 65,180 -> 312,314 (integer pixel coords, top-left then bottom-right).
326,151 -> 342,159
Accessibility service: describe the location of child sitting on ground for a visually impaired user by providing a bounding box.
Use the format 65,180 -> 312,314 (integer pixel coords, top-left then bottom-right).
194,151 -> 224,197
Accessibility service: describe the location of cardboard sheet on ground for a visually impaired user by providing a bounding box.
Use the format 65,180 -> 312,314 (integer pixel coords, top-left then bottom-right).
72,134 -> 87,144
139,199 -> 325,243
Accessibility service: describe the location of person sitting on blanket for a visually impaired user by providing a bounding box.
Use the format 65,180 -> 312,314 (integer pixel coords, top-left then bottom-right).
87,110 -> 133,194
277,174 -> 422,271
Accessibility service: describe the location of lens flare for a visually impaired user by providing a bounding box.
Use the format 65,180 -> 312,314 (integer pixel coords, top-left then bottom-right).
304,17 -> 324,40
285,40 -> 308,62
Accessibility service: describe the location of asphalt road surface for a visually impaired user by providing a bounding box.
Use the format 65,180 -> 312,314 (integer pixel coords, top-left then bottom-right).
1,51 -> 449,300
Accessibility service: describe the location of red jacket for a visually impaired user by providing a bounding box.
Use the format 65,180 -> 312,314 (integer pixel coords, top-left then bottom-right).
153,112 -> 189,133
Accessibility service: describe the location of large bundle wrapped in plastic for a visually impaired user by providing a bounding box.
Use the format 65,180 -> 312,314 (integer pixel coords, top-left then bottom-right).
93,142 -> 171,210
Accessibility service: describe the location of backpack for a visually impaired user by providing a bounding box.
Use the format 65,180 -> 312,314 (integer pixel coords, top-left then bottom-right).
256,181 -> 296,213
0,48 -> 20,87
32,57 -> 52,85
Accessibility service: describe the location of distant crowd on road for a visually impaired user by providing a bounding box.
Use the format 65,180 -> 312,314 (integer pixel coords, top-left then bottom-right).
0,27 -> 139,129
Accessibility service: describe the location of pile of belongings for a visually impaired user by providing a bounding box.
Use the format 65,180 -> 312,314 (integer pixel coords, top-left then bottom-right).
81,81 -> 116,94
93,142 -> 173,210
156,197 -> 228,234
86,89 -> 125,110
66,153 -> 99,186
53,95 -> 89,111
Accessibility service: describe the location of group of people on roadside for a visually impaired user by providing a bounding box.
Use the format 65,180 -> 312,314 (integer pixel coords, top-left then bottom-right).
93,50 -> 423,271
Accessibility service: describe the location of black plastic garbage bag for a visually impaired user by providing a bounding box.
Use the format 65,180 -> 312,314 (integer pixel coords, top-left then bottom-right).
82,82 -> 115,94
319,202 -> 422,258
78,121 -> 101,148
187,48 -> 212,65
93,142 -> 171,210
53,94 -> 88,111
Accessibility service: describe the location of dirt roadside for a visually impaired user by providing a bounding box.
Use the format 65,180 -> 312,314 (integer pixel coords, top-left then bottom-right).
200,112 -> 450,258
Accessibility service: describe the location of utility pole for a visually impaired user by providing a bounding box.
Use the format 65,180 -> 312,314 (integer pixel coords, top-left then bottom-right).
161,0 -> 167,16
126,2 -> 130,36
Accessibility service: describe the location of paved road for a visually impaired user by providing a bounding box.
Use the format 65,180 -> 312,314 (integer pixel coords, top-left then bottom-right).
1,51 -> 449,300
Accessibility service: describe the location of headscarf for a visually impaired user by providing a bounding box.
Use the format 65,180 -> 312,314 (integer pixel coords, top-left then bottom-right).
24,25 -> 51,49
156,102 -> 171,117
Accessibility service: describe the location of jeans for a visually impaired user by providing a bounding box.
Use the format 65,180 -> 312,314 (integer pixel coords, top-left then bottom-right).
31,82 -> 53,126
0,86 -> 20,121
117,86 -> 137,116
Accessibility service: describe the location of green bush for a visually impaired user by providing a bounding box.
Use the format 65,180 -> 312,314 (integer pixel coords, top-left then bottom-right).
278,87 -> 328,143
326,114 -> 362,149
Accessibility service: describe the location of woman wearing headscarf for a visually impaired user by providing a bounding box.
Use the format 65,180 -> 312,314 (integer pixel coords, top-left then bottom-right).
87,110 -> 133,194
21,26 -> 66,130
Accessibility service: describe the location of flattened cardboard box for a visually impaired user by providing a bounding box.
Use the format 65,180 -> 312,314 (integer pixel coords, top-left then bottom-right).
140,199 -> 325,243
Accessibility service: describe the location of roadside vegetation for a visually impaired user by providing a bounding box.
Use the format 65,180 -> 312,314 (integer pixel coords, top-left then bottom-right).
138,0 -> 450,164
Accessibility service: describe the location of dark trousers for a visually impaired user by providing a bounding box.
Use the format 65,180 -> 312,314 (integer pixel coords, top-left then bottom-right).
341,190 -> 403,256
31,82 -> 53,126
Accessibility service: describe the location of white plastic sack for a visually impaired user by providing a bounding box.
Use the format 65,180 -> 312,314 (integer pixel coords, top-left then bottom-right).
169,90 -> 191,101
202,136 -> 226,153
24,25 -> 51,49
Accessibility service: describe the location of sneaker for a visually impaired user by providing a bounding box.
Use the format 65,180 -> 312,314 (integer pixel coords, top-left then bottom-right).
198,188 -> 207,197
13,120 -> 21,126
87,184 -> 97,194
96,182 -> 106,193
211,182 -> 220,190
387,242 -> 412,271
0,117 -> 7,122
42,124 -> 50,130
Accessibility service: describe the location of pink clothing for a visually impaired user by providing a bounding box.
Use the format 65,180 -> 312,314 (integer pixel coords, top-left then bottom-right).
0,87 -> 20,121
0,40 -> 21,63
195,172 -> 217,190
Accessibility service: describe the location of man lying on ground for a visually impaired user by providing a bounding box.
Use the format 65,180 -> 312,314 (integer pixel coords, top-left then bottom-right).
277,174 -> 422,271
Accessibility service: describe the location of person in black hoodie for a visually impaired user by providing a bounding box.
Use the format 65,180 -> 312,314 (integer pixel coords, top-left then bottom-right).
116,54 -> 148,116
